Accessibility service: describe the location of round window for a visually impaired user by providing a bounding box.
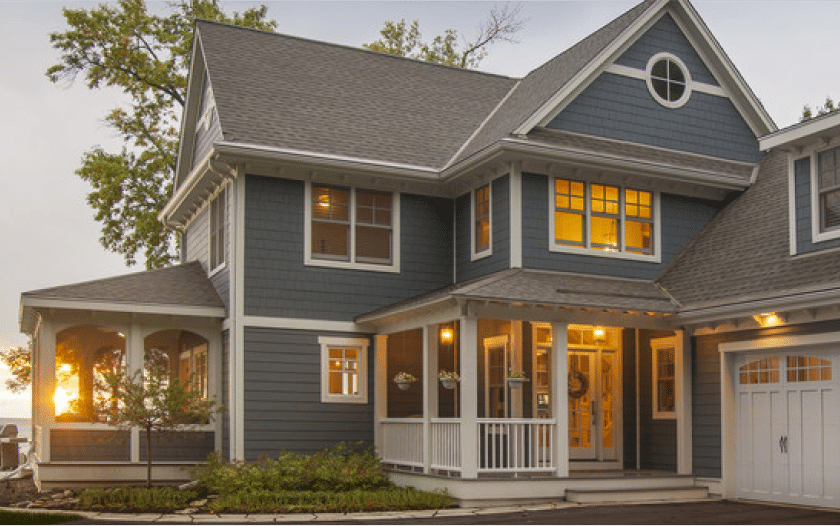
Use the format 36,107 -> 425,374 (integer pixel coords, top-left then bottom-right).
645,53 -> 691,108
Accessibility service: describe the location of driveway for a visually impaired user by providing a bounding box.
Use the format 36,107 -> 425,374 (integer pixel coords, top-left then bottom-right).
70,499 -> 840,524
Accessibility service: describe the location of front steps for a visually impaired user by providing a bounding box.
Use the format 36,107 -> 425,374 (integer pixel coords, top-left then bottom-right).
566,485 -> 709,503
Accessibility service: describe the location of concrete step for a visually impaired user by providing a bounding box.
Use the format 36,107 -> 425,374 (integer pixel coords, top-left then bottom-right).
566,485 -> 709,503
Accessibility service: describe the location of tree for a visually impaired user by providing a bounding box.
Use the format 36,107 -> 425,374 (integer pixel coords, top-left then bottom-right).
0,345 -> 31,393
96,362 -> 219,488
47,0 -> 277,269
801,96 -> 836,122
364,2 -> 524,69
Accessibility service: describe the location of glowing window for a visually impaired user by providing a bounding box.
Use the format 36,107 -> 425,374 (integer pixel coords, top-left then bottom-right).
474,184 -> 491,255
319,336 -> 369,404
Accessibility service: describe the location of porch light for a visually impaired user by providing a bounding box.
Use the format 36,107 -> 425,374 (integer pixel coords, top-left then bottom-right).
754,312 -> 783,327
439,327 -> 454,344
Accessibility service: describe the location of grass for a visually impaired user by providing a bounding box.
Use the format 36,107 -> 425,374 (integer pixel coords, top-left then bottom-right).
76,487 -> 199,513
0,509 -> 83,524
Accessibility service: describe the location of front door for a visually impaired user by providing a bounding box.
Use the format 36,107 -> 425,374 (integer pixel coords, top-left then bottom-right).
568,348 -> 618,461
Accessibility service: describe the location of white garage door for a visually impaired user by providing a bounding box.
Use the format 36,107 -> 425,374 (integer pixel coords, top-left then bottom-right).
736,350 -> 840,507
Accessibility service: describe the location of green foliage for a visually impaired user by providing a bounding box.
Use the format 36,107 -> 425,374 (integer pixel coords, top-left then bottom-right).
801,96 -> 837,122
193,442 -> 389,494
47,0 -> 276,268
208,487 -> 451,514
0,510 -> 83,524
77,486 -> 198,512
0,343 -> 31,393
364,3 -> 524,69
96,363 -> 220,487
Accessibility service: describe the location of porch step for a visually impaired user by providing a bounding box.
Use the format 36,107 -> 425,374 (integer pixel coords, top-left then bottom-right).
565,485 -> 709,504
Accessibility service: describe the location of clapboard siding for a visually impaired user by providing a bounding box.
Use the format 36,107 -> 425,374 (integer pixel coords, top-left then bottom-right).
521,173 -> 722,279
638,329 -> 677,471
139,431 -> 215,462
456,175 -> 511,283
244,176 -> 453,321
242,327 -> 374,459
183,187 -> 231,314
51,430 -> 130,462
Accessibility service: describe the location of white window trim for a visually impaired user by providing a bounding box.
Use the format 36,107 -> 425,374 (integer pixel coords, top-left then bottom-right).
470,182 -> 493,261
319,336 -> 369,404
548,177 -> 662,263
651,336 -> 677,420
208,185 -> 227,276
810,145 -> 840,244
304,181 -> 401,273
645,52 -> 693,109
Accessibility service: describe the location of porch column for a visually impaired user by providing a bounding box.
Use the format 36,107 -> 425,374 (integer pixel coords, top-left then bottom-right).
422,326 -> 439,473
128,317 -> 143,463
374,335 -> 388,454
551,322 -> 569,477
459,316 -> 478,478
675,329 -> 693,475
37,319 -> 56,463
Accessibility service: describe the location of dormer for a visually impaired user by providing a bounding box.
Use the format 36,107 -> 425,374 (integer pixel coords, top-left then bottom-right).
759,110 -> 840,255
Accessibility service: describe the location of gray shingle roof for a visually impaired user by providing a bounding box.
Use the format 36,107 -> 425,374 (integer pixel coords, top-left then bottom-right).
22,261 -> 225,309
657,149 -> 840,311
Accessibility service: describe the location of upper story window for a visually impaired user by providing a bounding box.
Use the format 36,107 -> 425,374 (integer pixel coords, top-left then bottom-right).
306,182 -> 400,272
552,178 -> 658,261
817,146 -> 840,232
209,186 -> 226,272
472,183 -> 492,259
646,53 -> 691,109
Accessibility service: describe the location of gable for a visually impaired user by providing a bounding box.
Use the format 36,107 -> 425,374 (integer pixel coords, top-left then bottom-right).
544,12 -> 762,163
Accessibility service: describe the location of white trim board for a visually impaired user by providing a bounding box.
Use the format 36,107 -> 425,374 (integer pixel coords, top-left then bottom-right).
243,316 -> 363,333
604,63 -> 726,98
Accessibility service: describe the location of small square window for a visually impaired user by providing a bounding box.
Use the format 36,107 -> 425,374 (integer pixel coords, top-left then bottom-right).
319,336 -> 369,404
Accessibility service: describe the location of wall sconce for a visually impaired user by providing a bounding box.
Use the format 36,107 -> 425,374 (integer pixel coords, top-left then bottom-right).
439,327 -> 454,345
753,312 -> 784,327
593,326 -> 606,342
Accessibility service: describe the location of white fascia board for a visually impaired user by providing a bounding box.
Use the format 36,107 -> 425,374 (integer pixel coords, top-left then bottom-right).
759,111 -> 840,151
675,286 -> 840,324
214,141 -> 438,180
513,0 -> 668,135
499,137 -> 751,190
21,296 -> 226,319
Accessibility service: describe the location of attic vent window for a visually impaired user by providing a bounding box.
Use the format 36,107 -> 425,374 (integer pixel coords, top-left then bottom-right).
646,53 -> 691,108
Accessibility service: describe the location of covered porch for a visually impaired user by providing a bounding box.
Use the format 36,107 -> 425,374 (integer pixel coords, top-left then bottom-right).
359,269 -> 695,500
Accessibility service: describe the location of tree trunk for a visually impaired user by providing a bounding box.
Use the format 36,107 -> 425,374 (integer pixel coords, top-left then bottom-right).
146,427 -> 152,489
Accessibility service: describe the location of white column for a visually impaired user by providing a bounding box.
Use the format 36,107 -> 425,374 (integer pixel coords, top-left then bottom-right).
675,329 -> 693,475
374,335 -> 388,454
422,326 -> 439,473
459,316 -> 479,478
551,322 -> 569,477
128,317 -> 143,463
38,319 -> 56,463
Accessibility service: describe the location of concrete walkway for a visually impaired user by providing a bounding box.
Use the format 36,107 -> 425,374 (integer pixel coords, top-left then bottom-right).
9,499 -> 840,524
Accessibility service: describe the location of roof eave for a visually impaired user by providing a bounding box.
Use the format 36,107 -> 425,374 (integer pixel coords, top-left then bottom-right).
674,286 -> 840,325
759,110 -> 840,151
20,295 -> 226,320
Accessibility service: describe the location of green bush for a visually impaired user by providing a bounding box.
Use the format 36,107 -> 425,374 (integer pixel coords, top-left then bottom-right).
208,487 -> 451,513
193,442 -> 390,494
77,486 -> 199,512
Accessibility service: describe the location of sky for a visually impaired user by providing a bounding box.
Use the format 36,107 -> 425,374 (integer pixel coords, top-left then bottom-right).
1,0 -> 839,419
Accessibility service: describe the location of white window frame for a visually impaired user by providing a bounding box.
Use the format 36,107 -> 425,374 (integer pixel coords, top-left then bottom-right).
209,185 -> 227,274
651,336 -> 677,420
470,182 -> 492,261
548,177 -> 661,262
304,182 -> 400,273
810,145 -> 840,243
319,336 -> 369,404
645,52 -> 692,109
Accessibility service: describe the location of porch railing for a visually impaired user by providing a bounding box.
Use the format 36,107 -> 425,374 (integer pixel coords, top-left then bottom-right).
478,418 -> 556,473
379,418 -> 555,475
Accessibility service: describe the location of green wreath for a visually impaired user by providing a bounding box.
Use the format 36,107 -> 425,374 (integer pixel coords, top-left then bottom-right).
568,370 -> 589,399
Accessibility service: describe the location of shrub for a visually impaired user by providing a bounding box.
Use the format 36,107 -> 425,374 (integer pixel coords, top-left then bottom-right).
76,487 -> 199,512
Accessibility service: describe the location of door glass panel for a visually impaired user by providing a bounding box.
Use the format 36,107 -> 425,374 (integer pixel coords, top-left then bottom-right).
602,354 -> 614,449
569,354 -> 591,449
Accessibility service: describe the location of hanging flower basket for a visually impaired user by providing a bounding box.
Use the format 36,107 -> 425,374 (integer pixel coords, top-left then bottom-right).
507,372 -> 529,389
438,370 -> 460,390
393,372 -> 417,391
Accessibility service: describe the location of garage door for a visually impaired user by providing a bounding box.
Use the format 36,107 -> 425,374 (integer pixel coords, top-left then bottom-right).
736,351 -> 840,507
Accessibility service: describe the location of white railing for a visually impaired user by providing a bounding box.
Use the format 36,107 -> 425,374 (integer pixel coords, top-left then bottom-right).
379,418 -> 423,467
477,418 -> 556,473
430,419 -> 461,471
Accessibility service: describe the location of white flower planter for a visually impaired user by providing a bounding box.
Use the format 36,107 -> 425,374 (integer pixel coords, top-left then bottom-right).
440,378 -> 458,390
395,381 -> 412,391
507,378 -> 527,389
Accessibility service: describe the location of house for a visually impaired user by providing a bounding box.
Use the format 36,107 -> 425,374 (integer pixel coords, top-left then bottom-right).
18,0 -> 840,508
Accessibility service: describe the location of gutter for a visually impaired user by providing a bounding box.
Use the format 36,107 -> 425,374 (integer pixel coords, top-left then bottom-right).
675,286 -> 840,325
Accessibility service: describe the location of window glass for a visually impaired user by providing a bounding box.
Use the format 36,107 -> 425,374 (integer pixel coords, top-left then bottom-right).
320,337 -> 367,403
555,179 -> 586,247
210,186 -> 226,270
474,184 -> 491,253
818,147 -> 840,231
356,190 -> 392,263
648,55 -> 689,106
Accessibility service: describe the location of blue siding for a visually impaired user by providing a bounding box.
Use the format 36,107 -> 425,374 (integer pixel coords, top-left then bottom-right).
244,176 -> 453,321
243,327 -> 373,458
184,189 -> 231,314
456,175 -> 510,283
521,173 -> 722,279
794,156 -> 840,254
614,13 -> 718,86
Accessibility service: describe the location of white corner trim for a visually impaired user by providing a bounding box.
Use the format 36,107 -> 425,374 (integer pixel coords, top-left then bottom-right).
509,164 -> 523,268
318,336 -> 369,404
788,155 -> 798,256
470,182 -> 493,261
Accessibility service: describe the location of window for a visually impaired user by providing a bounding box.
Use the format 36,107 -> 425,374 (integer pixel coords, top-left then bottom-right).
651,338 -> 676,419
646,53 -> 691,108
552,178 -> 657,259
209,186 -> 226,271
306,183 -> 399,272
817,146 -> 840,232
319,336 -> 369,404
472,183 -> 492,258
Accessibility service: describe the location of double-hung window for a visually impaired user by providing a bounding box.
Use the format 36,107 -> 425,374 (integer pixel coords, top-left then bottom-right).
307,183 -> 398,271
651,337 -> 676,419
209,186 -> 226,271
552,178 -> 657,260
472,183 -> 492,259
817,146 -> 840,233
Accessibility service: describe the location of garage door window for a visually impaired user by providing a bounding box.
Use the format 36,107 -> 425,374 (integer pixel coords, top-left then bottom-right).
739,356 -> 779,384
787,355 -> 832,382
